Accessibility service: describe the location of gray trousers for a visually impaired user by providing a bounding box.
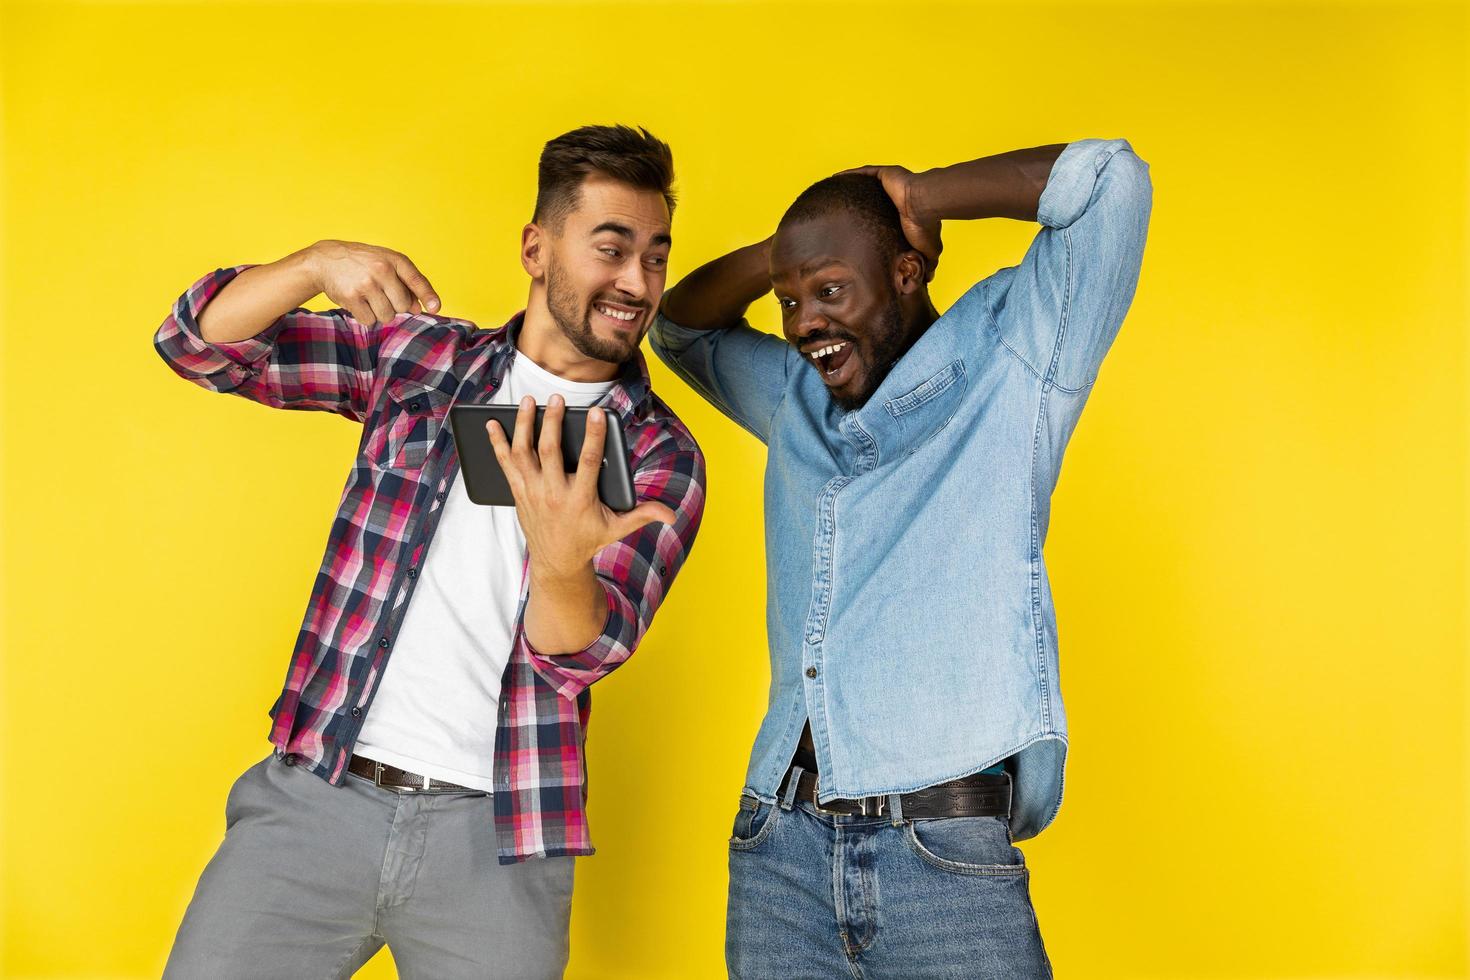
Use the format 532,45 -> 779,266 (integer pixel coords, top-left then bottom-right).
164,752 -> 574,979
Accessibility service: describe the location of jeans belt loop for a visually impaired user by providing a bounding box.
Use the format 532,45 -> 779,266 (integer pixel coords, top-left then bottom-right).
887,792 -> 905,827
780,765 -> 804,811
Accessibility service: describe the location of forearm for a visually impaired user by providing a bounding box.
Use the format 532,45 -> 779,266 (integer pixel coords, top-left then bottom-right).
659,237 -> 773,331
523,559 -> 609,656
198,245 -> 323,344
910,144 -> 1069,224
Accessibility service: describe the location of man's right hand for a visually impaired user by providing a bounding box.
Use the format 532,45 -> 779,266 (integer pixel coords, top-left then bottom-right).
196,240 -> 443,345
303,240 -> 441,327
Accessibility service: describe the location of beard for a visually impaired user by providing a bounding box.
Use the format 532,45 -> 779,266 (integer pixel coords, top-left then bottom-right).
545,258 -> 643,365
831,291 -> 909,412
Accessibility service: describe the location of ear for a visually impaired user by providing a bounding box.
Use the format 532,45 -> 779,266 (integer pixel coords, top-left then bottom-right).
894,250 -> 926,295
521,223 -> 547,280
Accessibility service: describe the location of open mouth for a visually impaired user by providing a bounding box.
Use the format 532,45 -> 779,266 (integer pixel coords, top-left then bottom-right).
807,340 -> 857,388
593,301 -> 642,330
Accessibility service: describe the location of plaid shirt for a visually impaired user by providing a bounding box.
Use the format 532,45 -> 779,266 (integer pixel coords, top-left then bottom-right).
155,265 -> 705,863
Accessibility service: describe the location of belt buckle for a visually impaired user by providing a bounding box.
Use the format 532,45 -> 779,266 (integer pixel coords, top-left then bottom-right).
811,775 -> 844,816
372,761 -> 386,789
810,776 -> 883,817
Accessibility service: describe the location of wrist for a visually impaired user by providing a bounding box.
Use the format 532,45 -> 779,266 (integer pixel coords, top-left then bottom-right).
530,553 -> 594,589
291,242 -> 329,294
905,168 -> 940,224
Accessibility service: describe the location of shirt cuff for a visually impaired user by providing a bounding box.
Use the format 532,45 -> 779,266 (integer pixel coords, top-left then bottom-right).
1036,138 -> 1136,230
522,583 -> 626,700
165,264 -> 281,378
648,311 -> 710,357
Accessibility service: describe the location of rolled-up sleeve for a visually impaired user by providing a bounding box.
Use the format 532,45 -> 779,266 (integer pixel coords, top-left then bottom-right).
153,265 -> 391,421
648,312 -> 797,444
522,439 -> 706,700
993,138 -> 1152,390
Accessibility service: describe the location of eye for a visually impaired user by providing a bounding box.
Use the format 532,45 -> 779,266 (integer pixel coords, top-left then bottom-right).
777,297 -> 796,311
599,247 -> 621,259
820,284 -> 843,298
646,255 -> 668,268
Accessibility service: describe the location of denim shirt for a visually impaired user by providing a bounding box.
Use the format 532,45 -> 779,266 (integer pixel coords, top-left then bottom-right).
650,139 -> 1151,841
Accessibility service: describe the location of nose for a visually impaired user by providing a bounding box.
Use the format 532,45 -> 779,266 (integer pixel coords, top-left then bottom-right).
613,261 -> 649,304
792,306 -> 830,340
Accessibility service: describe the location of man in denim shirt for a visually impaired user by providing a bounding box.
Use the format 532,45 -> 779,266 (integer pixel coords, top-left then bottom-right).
650,139 -> 1151,977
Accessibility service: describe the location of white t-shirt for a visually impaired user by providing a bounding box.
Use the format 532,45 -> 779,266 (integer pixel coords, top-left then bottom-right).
354,350 -> 616,791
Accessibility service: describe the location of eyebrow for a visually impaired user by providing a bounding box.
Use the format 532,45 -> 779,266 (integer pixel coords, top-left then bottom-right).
772,257 -> 847,284
590,222 -> 672,248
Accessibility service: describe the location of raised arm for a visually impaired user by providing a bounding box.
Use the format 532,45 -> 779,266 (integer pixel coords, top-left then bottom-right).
843,143 -> 1067,281
649,237 -> 799,444
197,240 -> 441,343
154,240 -> 444,421
659,236 -> 772,331
857,139 -> 1151,389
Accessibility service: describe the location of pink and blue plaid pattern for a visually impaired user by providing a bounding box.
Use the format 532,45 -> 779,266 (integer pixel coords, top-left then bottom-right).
156,265 -> 706,862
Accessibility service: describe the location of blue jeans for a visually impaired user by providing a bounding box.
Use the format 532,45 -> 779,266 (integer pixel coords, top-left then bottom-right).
726,788 -> 1052,979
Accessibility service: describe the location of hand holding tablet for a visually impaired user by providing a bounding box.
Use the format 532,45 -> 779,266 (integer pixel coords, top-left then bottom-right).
449,395 -> 673,559
450,396 -> 638,511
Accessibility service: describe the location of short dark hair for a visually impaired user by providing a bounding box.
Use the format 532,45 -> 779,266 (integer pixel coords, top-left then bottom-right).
533,124 -> 676,231
777,173 -> 911,261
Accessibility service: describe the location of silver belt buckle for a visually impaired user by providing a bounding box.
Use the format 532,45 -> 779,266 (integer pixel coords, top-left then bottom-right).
811,775 -> 844,815
812,776 -> 883,817
372,761 -> 386,788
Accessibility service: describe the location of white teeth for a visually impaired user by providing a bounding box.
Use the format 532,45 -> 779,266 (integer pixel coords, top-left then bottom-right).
809,342 -> 847,361
596,304 -> 637,321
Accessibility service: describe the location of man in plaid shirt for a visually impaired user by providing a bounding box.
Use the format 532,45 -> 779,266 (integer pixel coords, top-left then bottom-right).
157,125 -> 705,978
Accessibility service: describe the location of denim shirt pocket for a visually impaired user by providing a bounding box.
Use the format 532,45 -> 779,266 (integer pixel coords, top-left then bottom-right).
365,377 -> 454,473
882,359 -> 967,456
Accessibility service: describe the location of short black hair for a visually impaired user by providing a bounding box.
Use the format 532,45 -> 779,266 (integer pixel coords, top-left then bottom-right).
533,124 -> 676,231
777,173 -> 912,260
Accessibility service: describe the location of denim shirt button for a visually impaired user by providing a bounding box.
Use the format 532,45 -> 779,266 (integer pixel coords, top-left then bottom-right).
805,667 -> 817,679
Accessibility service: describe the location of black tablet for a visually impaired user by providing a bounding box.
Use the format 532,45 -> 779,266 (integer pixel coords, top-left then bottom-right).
449,404 -> 637,512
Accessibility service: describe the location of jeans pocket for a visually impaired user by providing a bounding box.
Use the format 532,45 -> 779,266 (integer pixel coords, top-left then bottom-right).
729,794 -> 780,852
223,755 -> 272,832
904,815 -> 1027,875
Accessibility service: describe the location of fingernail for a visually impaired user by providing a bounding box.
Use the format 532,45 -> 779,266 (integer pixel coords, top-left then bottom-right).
590,407 -> 603,422
427,297 -> 440,312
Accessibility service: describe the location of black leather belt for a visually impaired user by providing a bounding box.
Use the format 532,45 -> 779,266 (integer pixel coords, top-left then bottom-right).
347,754 -> 478,793
779,766 -> 1011,818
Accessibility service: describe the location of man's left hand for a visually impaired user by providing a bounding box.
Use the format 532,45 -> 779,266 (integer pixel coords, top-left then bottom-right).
486,394 -> 675,579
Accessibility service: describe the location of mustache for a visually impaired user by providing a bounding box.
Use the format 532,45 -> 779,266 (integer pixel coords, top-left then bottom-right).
800,333 -> 855,349
590,295 -> 648,312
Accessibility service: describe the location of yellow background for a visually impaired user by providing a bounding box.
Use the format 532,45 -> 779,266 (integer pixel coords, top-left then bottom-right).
2,0 -> 1466,977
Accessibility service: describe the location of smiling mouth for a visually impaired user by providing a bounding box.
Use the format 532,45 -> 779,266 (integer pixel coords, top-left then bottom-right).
807,340 -> 856,386
593,301 -> 642,328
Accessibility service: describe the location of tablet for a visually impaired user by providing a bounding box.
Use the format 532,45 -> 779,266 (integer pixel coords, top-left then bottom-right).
449,404 -> 637,512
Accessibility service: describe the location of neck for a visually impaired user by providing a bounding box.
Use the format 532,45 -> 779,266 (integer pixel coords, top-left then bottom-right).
518,286 -> 620,383
902,295 -> 941,349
